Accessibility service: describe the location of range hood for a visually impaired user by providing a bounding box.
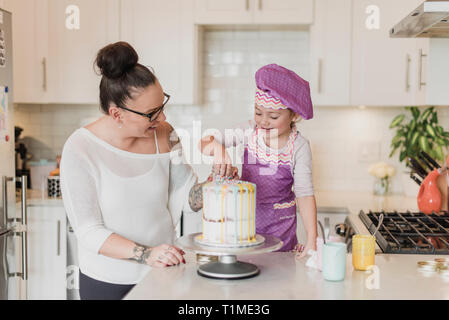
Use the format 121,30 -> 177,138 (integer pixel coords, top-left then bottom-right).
390,1 -> 449,38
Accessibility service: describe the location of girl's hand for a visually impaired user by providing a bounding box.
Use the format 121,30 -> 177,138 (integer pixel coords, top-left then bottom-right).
294,239 -> 317,259
212,144 -> 234,178
147,244 -> 186,268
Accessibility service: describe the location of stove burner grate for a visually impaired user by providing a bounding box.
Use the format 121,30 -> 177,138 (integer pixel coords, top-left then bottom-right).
359,210 -> 449,254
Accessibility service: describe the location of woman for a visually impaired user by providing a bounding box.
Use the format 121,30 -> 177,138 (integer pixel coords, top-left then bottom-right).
60,42 -> 206,300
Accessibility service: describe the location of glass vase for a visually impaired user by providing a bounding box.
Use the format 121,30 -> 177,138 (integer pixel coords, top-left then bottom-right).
373,177 -> 390,196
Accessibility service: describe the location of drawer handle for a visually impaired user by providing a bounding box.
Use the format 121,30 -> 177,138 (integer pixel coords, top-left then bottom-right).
419,49 -> 427,91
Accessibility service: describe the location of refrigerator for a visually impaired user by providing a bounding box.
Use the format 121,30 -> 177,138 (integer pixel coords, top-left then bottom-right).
0,8 -> 27,300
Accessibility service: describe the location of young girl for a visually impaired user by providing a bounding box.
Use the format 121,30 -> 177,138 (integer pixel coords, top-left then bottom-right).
200,64 -> 317,257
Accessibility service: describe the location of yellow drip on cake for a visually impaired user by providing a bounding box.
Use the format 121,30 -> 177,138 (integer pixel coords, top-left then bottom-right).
238,184 -> 245,242
201,179 -> 256,245
246,184 -> 256,242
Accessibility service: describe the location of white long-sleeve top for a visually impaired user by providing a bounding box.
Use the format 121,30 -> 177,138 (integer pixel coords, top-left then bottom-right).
60,127 -> 197,284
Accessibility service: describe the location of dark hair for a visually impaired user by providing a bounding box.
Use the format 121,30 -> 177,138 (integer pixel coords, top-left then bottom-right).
95,41 -> 157,114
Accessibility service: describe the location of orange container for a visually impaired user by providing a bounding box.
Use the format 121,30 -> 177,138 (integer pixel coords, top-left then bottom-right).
352,235 -> 375,271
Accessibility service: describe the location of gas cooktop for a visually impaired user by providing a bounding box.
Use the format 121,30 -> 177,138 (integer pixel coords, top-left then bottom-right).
359,210 -> 449,254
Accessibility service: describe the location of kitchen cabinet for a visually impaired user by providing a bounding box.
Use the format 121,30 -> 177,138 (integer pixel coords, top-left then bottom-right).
351,0 -> 427,106
8,0 -> 119,104
121,0 -> 197,105
27,205 -> 67,300
47,0 -> 120,104
194,0 -> 253,24
253,0 -> 314,24
425,39 -> 449,106
310,0 -> 352,106
195,0 -> 313,25
7,0 -> 49,104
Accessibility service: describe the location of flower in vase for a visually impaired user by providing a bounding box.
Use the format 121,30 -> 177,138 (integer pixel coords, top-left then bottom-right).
368,162 -> 396,195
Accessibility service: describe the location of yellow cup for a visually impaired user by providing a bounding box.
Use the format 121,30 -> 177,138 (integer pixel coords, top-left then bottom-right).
352,235 -> 375,271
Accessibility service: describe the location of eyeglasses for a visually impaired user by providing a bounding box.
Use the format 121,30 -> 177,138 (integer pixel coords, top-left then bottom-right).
118,93 -> 170,122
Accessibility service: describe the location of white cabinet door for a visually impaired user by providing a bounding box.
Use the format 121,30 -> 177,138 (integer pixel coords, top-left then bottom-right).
121,0 -> 196,105
426,39 -> 449,106
9,0 -> 49,104
27,206 -> 67,300
310,0 -> 351,106
413,38 -> 429,106
194,0 -> 253,24
47,0 -> 119,104
351,0 -> 424,106
253,0 -> 314,24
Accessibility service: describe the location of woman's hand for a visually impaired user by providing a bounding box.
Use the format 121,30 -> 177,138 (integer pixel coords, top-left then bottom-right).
294,238 -> 317,260
147,244 -> 186,268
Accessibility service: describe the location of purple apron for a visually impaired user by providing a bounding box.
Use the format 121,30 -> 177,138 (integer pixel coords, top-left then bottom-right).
241,128 -> 298,252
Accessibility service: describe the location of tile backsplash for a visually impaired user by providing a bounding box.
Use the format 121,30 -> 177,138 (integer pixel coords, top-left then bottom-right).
14,28 -> 449,194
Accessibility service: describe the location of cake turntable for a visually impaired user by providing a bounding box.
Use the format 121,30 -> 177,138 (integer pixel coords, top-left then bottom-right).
175,233 -> 282,280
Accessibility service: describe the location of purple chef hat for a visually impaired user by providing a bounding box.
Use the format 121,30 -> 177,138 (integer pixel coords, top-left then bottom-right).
255,64 -> 314,120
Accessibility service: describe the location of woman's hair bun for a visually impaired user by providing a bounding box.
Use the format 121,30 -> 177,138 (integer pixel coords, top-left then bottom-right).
95,42 -> 138,79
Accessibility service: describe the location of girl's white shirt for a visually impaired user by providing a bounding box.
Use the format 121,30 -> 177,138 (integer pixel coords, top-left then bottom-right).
214,120 -> 314,198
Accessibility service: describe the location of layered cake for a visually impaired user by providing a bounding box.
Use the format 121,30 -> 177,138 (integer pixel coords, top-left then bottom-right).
198,178 -> 258,246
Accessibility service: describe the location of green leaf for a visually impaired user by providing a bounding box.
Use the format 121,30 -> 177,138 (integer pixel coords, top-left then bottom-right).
426,124 -> 437,137
431,111 -> 438,124
442,132 -> 449,138
406,131 -> 414,145
419,136 -> 429,153
421,107 -> 433,121
436,126 -> 444,135
410,120 -> 417,132
435,146 -> 444,162
389,146 -> 400,158
410,132 -> 420,146
399,150 -> 407,162
390,114 -> 405,129
411,107 -> 420,120
391,134 -> 403,144
436,137 -> 446,146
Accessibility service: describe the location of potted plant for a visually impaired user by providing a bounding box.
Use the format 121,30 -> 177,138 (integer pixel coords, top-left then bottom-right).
389,106 -> 449,196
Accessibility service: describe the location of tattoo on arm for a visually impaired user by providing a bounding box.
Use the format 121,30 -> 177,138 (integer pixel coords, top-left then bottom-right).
189,181 -> 206,212
128,243 -> 153,265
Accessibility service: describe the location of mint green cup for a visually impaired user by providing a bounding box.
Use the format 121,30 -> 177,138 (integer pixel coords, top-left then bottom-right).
322,242 -> 347,282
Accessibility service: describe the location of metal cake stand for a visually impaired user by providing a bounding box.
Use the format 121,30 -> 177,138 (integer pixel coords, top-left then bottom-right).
175,233 -> 283,280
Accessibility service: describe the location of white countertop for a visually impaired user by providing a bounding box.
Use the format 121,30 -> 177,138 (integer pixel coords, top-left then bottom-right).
125,190 -> 446,300
24,187 -> 445,300
125,251 -> 449,300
